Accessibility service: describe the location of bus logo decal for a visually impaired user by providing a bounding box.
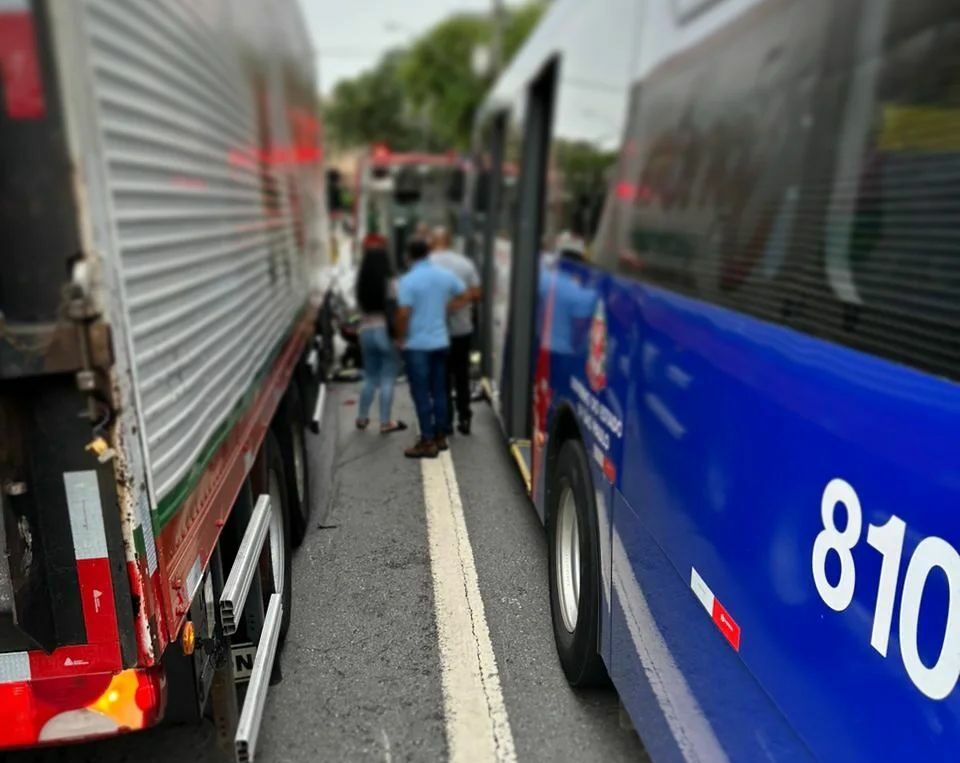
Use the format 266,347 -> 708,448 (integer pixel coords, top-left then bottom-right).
586,302 -> 608,392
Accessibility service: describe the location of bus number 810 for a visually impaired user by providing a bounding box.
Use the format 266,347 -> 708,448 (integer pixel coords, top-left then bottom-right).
812,478 -> 960,700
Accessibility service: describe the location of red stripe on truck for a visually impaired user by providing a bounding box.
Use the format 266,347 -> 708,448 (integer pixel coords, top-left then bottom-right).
27,558 -> 122,681
155,315 -> 313,642
75,558 -> 121,648
0,7 -> 46,119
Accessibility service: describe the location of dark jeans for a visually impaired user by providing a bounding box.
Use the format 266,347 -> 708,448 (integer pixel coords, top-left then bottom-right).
447,333 -> 472,425
404,349 -> 450,441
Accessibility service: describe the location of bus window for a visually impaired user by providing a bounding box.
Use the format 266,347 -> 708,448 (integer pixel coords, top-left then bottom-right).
603,0 -> 960,381
600,0 -> 828,329
805,0 -> 960,380
541,3 -> 636,260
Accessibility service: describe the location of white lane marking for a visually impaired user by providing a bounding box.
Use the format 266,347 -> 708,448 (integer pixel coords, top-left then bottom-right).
421,451 -> 516,763
380,727 -> 392,763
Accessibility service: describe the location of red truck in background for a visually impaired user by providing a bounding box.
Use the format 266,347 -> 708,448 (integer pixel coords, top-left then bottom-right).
0,1 -> 329,759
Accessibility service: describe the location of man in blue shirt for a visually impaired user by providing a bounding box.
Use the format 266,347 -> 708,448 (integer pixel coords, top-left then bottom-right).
396,238 -> 468,458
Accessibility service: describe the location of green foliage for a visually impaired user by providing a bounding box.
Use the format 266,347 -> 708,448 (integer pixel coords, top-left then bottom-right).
398,13 -> 490,149
504,2 -> 544,60
554,139 -> 617,195
324,2 -> 545,151
324,51 -> 422,151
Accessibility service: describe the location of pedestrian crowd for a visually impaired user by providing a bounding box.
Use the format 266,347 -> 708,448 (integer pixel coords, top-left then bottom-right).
354,227 -> 481,458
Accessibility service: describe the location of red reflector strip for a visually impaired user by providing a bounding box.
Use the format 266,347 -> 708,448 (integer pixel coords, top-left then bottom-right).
711,598 -> 741,651
690,567 -> 741,652
0,5 -> 46,120
28,643 -> 120,681
602,456 -> 617,484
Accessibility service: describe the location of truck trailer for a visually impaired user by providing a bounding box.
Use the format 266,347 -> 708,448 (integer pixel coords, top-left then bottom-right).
0,0 -> 326,757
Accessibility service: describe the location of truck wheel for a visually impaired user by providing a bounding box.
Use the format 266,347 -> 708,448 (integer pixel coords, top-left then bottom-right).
279,384 -> 311,547
256,432 -> 293,647
547,439 -> 609,687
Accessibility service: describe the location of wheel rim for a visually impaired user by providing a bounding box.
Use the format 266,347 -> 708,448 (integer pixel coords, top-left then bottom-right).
268,470 -> 285,597
556,485 -> 581,633
292,425 -> 306,510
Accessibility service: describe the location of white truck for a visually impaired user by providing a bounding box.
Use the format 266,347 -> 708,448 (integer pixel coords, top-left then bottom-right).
0,1 -> 327,759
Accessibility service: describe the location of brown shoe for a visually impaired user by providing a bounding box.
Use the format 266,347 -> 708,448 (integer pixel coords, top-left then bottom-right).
435,435 -> 449,452
405,438 -> 439,459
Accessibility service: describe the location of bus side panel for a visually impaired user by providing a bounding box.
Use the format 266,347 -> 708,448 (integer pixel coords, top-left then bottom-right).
539,259 -> 813,762
608,488 -> 814,763
615,282 -> 960,763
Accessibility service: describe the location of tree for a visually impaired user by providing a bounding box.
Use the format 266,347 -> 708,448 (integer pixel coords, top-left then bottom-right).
400,3 -> 545,149
324,51 -> 424,151
323,3 -> 545,151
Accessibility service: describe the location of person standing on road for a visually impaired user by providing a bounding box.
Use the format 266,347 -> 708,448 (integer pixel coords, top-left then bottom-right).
355,244 -> 407,434
430,226 -> 482,435
395,238 -> 469,458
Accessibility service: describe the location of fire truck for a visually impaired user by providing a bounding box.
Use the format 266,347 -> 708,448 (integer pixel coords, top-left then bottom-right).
0,1 -> 327,758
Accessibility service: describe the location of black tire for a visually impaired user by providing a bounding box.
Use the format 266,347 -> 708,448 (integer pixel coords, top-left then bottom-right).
547,439 -> 609,687
278,384 -> 310,547
252,432 -> 293,648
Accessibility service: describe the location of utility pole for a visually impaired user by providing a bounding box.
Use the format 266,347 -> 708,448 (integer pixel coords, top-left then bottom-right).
491,0 -> 505,77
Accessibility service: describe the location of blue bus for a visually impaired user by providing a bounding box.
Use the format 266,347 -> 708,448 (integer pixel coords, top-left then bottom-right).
467,1 -> 960,761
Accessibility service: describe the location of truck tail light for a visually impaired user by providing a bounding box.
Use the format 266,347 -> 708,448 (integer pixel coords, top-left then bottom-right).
38,709 -> 121,743
0,0 -> 46,119
0,669 -> 165,749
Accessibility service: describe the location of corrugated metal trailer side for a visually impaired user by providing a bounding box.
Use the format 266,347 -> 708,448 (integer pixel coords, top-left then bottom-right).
1,0 -> 323,747
78,0 -> 311,508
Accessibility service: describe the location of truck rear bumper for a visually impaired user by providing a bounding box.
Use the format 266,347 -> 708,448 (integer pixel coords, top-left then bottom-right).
0,667 -> 165,749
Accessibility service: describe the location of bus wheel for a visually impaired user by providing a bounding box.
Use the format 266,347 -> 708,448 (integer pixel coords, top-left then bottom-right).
547,439 -> 609,687
255,432 -> 294,648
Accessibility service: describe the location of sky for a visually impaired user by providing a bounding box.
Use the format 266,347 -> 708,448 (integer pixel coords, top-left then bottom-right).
302,0 -> 493,97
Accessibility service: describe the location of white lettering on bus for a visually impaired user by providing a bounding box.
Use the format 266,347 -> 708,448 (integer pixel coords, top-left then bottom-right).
570,376 -> 623,440
813,478 -> 960,700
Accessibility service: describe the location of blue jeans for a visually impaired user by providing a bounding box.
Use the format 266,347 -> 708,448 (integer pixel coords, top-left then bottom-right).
359,326 -> 399,423
404,349 -> 449,440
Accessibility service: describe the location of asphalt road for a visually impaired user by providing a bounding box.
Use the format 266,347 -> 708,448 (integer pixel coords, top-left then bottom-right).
6,384 -> 648,763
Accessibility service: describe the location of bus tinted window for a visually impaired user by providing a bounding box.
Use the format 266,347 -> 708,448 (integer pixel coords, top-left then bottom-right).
541,1 -> 638,258
798,0 -> 960,379
601,0 -> 827,323
601,0 -> 960,381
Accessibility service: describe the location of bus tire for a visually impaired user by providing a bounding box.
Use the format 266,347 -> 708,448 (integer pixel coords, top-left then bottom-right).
254,432 -> 294,648
547,439 -> 609,687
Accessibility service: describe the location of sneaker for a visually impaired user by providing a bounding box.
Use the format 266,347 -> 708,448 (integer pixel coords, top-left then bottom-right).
405,438 -> 439,459
435,435 -> 449,452
457,419 -> 471,436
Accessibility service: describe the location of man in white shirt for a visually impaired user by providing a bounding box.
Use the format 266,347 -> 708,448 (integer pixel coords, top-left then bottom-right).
430,227 -> 482,435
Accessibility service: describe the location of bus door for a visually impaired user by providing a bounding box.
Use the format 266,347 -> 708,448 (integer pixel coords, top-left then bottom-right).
501,61 -> 558,443
476,114 -> 507,394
